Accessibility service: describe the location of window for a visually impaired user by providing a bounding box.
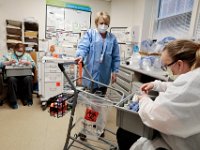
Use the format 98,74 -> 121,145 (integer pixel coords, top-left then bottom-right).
153,0 -> 194,40
194,8 -> 200,40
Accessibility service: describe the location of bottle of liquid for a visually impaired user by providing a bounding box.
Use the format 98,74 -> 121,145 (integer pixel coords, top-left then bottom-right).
131,45 -> 140,67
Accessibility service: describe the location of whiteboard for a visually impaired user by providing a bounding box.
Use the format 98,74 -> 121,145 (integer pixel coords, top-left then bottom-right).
65,9 -> 91,32
110,27 -> 128,44
46,6 -> 65,31
46,5 -> 91,38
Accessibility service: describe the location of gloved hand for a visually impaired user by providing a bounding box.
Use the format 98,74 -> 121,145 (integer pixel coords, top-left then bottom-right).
3,59 -> 16,66
140,82 -> 154,94
129,101 -> 139,112
19,60 -> 31,65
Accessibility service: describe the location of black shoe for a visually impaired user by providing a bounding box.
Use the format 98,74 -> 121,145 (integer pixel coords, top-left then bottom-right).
27,99 -> 33,106
11,103 -> 18,109
22,100 -> 28,106
27,101 -> 33,106
0,99 -> 4,106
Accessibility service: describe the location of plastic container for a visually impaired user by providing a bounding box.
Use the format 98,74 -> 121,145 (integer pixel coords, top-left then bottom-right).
116,94 -> 157,139
5,65 -> 32,77
130,45 -> 141,66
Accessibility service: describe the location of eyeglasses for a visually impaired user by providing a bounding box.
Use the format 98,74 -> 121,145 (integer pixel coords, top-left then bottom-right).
161,60 -> 177,71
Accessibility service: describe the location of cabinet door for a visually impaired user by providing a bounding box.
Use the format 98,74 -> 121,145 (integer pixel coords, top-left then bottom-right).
44,82 -> 63,98
116,76 -> 132,91
45,63 -> 61,72
45,73 -> 62,82
118,69 -> 134,82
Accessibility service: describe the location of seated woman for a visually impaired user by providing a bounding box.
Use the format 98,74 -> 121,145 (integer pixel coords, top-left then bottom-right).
118,39 -> 200,150
1,43 -> 35,109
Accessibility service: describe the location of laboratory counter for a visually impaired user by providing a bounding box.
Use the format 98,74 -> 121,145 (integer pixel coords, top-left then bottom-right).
120,63 -> 168,81
112,62 -> 168,96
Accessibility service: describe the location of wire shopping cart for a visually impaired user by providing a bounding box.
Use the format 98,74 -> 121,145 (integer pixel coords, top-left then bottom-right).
55,62 -> 125,150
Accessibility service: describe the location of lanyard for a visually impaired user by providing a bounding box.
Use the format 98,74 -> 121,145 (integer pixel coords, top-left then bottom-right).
100,40 -> 107,63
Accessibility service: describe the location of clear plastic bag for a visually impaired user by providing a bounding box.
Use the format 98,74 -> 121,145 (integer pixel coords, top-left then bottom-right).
77,91 -> 113,137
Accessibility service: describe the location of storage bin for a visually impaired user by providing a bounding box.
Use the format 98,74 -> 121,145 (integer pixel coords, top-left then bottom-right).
116,94 -> 157,139
6,27 -> 22,35
24,31 -> 38,38
5,65 -> 32,77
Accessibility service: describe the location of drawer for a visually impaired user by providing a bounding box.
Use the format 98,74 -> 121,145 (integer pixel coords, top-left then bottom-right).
118,70 -> 134,82
45,73 -> 62,82
44,63 -> 61,73
116,76 -> 132,91
45,82 -> 63,98
132,82 -> 143,92
112,82 -> 130,96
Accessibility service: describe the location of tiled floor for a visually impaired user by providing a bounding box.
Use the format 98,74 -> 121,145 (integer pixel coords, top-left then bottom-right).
0,95 -> 118,150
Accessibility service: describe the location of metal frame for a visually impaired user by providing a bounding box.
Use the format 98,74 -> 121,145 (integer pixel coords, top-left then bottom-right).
57,62 -> 124,150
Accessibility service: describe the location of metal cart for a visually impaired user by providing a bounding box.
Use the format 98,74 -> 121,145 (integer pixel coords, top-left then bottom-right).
56,62 -> 125,150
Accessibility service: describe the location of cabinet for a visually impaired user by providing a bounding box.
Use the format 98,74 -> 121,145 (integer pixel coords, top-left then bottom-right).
6,20 -> 22,51
5,19 -> 39,52
38,56 -> 76,106
24,21 -> 39,52
113,63 -> 168,96
112,67 -> 135,96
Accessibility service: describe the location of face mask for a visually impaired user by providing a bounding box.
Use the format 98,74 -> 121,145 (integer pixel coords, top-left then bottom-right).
98,24 -> 108,33
15,51 -> 24,57
167,67 -> 178,80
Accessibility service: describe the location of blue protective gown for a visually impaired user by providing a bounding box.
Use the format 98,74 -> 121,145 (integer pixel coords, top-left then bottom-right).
76,29 -> 120,89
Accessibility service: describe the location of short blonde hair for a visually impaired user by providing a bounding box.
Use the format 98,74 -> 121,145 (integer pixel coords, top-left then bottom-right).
95,11 -> 110,27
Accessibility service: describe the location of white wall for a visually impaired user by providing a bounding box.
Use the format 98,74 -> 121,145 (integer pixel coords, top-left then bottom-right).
110,0 -> 145,27
0,0 -> 111,54
110,0 -> 145,41
0,0 -> 46,54
110,0 -> 154,42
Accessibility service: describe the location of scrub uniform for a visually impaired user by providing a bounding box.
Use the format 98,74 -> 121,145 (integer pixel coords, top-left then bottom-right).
76,29 -> 120,90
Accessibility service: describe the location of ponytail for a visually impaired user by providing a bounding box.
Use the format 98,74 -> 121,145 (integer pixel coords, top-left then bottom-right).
192,46 -> 200,70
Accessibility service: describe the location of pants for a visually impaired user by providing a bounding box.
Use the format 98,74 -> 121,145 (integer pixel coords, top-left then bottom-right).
7,76 -> 33,105
116,127 -> 140,150
92,86 -> 107,95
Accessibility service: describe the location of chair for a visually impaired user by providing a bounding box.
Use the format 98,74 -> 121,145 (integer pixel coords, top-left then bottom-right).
29,51 -> 39,97
0,68 -> 8,106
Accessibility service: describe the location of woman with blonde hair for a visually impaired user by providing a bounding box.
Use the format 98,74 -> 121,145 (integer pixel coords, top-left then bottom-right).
129,39 -> 200,150
75,11 -> 120,94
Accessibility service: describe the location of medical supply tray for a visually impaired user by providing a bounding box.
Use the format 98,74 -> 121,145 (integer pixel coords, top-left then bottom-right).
5,65 -> 32,77
116,94 -> 157,140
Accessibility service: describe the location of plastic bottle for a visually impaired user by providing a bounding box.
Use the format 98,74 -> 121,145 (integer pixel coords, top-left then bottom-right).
130,45 -> 141,66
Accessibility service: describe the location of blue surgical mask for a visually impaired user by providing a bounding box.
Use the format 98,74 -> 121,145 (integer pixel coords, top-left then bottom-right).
98,24 -> 108,33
